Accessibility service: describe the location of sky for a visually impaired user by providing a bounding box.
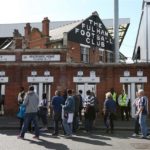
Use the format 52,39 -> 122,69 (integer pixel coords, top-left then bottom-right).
0,0 -> 143,58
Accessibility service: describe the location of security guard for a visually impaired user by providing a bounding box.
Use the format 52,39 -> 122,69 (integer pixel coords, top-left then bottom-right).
118,90 -> 129,121
110,88 -> 117,102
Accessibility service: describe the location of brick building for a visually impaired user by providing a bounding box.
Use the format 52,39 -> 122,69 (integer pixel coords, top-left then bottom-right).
0,12 -> 149,118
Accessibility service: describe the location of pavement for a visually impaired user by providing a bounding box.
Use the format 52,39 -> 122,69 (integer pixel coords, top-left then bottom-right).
0,116 -> 150,150
0,115 -> 150,131
0,129 -> 150,150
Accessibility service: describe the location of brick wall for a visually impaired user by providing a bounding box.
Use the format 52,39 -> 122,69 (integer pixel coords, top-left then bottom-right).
2,60 -> 150,115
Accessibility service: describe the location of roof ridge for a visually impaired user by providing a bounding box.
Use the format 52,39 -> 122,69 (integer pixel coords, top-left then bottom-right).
51,20 -> 82,30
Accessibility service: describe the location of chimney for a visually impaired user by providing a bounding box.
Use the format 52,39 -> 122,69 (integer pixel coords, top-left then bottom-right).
13,29 -> 22,49
24,23 -> 31,40
42,17 -> 50,37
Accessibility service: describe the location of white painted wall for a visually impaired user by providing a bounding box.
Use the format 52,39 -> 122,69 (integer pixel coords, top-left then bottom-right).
134,3 -> 150,62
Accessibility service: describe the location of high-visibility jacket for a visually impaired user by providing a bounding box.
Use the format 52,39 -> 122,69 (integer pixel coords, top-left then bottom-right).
112,92 -> 117,101
118,94 -> 128,107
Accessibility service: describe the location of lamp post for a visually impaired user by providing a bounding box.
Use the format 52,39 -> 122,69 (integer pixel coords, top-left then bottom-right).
44,70 -> 50,76
145,1 -> 149,63
31,70 -> 37,76
114,0 -> 119,63
0,71 -> 5,77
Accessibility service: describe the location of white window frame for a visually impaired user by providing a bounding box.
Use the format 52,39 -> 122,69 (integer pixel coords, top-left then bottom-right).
80,44 -> 90,63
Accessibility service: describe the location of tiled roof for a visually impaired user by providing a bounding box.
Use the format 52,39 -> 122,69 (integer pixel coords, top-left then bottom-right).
50,18 -> 130,42
0,19 -> 129,41
0,21 -> 76,38
50,20 -> 82,40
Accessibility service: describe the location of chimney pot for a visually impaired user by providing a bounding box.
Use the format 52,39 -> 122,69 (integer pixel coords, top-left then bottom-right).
42,17 -> 50,36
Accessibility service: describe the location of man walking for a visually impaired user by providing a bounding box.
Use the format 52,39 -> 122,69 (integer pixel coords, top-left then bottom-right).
18,85 -> 39,139
136,89 -> 149,139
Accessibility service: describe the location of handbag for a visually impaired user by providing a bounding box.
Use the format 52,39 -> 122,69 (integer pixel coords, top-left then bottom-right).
17,105 -> 26,119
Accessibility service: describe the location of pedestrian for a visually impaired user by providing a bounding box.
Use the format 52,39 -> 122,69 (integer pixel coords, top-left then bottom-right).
103,92 -> 116,133
72,90 -> 80,133
38,93 -> 48,131
135,89 -> 149,139
17,87 -> 25,130
18,85 -> 39,139
0,94 -> 5,116
132,92 -> 140,137
91,92 -> 99,128
51,90 -> 64,136
78,90 -> 83,122
83,90 -> 96,133
110,88 -> 117,102
118,90 -> 129,121
62,89 -> 75,137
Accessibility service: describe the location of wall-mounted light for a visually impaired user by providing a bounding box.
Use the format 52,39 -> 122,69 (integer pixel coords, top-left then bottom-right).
77,71 -> 83,76
90,71 -> 96,77
137,70 -> 143,77
0,71 -> 5,76
31,71 -> 37,76
124,70 -> 130,77
44,70 -> 50,76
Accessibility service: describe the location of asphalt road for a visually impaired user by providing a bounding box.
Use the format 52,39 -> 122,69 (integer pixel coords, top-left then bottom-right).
0,130 -> 150,150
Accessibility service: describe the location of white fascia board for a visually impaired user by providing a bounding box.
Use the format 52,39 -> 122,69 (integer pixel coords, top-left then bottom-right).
80,44 -> 91,48
28,76 -> 54,83
120,77 -> 147,83
0,77 -> 9,83
73,77 -> 100,83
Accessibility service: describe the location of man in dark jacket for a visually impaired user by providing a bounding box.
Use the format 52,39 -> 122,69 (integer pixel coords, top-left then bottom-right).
103,92 -> 116,133
51,90 -> 64,136
72,90 -> 80,132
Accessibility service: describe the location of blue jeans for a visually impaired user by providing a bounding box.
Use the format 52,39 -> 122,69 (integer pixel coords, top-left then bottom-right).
139,114 -> 148,137
62,118 -> 72,135
20,113 -> 39,138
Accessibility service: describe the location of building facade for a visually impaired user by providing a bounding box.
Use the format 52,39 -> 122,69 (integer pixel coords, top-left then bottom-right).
1,12 -> 149,118
133,0 -> 150,62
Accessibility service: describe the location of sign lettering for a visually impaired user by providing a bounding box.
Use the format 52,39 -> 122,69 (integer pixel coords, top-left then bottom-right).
22,55 -> 60,62
68,14 -> 114,50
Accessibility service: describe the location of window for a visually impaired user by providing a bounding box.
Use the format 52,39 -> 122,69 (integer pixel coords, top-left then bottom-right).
99,48 -> 104,62
58,43 -> 62,48
80,46 -> 89,63
107,51 -> 113,62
